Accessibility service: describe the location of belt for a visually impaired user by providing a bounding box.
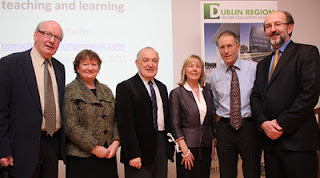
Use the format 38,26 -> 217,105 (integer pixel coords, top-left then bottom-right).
41,129 -> 60,137
220,117 -> 253,123
157,131 -> 166,135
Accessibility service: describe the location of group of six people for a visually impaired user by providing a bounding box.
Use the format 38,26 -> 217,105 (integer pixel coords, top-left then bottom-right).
0,10 -> 319,178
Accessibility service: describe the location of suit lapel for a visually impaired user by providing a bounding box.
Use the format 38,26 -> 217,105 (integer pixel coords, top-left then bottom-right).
269,41 -> 295,84
202,88 -> 210,124
52,58 -> 65,108
21,51 -> 42,112
183,87 -> 201,125
262,55 -> 272,92
133,74 -> 152,103
155,79 -> 167,107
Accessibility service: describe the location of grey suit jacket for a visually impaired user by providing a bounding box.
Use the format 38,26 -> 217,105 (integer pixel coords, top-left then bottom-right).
169,86 -> 216,148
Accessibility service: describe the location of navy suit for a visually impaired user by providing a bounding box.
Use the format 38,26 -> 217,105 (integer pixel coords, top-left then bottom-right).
251,41 -> 320,177
0,49 -> 66,177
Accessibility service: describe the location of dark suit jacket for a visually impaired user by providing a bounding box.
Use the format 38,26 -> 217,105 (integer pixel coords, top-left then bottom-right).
115,73 -> 174,166
0,49 -> 66,177
251,41 -> 320,151
169,86 -> 215,148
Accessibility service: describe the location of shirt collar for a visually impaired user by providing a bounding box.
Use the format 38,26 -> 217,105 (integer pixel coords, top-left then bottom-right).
275,39 -> 291,53
138,72 -> 155,85
222,58 -> 241,73
183,82 -> 203,92
31,47 -> 52,66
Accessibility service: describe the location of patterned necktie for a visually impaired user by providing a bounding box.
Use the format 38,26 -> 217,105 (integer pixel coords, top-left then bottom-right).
44,60 -> 56,136
269,49 -> 280,82
230,66 -> 242,130
148,81 -> 158,131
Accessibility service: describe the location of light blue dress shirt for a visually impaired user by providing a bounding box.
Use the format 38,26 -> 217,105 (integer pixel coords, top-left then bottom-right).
208,59 -> 257,118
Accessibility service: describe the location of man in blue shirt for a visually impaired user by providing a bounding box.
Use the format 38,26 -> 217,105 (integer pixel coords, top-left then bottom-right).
251,11 -> 320,178
209,30 -> 261,178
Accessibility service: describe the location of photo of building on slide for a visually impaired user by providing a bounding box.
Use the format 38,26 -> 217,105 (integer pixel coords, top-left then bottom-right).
204,23 -> 272,79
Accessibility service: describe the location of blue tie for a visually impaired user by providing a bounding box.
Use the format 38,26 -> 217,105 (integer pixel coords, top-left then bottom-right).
148,81 -> 158,130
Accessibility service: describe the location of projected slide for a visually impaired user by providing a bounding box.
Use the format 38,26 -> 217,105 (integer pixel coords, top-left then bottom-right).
0,0 -> 173,92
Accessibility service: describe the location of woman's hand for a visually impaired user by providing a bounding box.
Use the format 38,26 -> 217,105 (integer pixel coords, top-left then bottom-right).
181,150 -> 195,170
106,140 -> 120,159
177,138 -> 195,170
91,145 -> 110,158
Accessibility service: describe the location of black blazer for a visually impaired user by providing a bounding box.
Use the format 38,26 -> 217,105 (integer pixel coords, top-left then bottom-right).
0,49 -> 66,177
115,73 -> 174,165
251,41 -> 320,151
169,86 -> 216,148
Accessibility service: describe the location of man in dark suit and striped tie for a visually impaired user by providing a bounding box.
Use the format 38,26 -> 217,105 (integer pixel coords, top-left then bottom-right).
115,47 -> 174,178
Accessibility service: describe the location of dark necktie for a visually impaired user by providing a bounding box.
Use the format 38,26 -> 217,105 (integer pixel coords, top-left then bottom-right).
44,60 -> 56,136
269,49 -> 280,82
230,66 -> 242,130
148,81 -> 158,131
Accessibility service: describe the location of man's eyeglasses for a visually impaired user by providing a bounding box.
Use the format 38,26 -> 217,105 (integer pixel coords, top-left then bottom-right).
264,22 -> 291,30
38,30 -> 62,42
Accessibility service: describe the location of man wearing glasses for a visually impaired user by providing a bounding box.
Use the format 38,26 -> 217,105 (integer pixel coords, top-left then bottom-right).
209,30 -> 261,178
0,20 -> 66,178
251,11 -> 320,178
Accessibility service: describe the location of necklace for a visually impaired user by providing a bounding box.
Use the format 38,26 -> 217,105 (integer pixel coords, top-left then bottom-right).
187,81 -> 199,92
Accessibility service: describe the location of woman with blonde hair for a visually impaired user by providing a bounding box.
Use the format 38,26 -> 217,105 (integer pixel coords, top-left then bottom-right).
169,55 -> 216,178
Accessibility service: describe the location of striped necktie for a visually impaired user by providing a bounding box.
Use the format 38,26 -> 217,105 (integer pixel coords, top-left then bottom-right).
148,81 -> 158,131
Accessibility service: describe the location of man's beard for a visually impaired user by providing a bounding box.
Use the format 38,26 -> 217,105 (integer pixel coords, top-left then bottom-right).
268,31 -> 286,46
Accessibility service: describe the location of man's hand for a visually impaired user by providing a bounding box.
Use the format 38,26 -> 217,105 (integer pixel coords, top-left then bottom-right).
261,119 -> 283,140
211,138 -> 216,159
0,156 -> 13,167
129,157 -> 142,169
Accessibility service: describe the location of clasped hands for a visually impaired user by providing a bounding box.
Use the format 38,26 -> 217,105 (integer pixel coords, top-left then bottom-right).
0,156 -> 13,167
261,119 -> 284,140
91,140 -> 120,159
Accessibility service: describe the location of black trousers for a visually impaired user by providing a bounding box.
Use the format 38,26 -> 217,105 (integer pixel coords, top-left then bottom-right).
32,131 -> 60,178
176,146 -> 212,178
125,132 -> 168,178
66,155 -> 118,178
264,139 -> 318,178
216,117 -> 262,178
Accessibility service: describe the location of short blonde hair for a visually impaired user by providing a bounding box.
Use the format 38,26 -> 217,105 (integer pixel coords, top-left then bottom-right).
178,55 -> 206,87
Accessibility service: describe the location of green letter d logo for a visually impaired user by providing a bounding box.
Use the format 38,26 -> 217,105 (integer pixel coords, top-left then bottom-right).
204,4 -> 220,19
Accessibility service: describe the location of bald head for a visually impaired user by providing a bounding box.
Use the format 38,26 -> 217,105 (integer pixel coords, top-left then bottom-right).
33,20 -> 63,59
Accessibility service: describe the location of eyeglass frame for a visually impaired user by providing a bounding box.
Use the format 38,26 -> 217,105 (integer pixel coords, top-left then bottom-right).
37,30 -> 63,42
264,22 -> 291,31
